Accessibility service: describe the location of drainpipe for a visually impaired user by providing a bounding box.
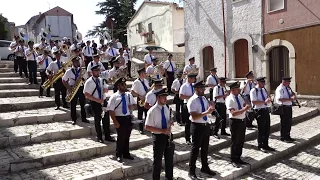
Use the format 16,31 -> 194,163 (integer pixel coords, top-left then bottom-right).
222,0 -> 227,77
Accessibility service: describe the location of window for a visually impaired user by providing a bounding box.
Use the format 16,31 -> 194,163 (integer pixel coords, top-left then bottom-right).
138,23 -> 143,33
268,0 -> 285,13
147,23 -> 153,42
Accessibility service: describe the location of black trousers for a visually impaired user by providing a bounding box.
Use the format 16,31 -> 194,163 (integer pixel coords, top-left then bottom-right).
39,70 -> 50,96
280,105 -> 293,139
84,56 -> 93,68
152,134 -> 174,180
53,78 -> 67,107
102,111 -> 112,137
27,61 -> 37,84
209,88 -> 213,101
102,62 -> 109,70
14,56 -> 18,72
17,57 -> 28,78
189,122 -> 210,173
230,118 -> 246,161
214,103 -> 227,134
255,108 -> 271,148
174,95 -> 184,124
137,97 -> 147,132
182,103 -> 191,141
70,86 -> 86,122
115,116 -> 132,157
166,72 -> 174,93
127,61 -> 132,77
91,101 -> 110,139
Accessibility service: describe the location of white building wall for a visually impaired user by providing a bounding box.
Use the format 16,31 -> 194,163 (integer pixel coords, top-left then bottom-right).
46,16 -> 72,39
184,0 -> 263,80
172,8 -> 185,52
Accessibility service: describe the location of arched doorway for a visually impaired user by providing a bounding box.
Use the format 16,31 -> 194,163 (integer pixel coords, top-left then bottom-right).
269,46 -> 290,91
202,46 -> 214,78
234,39 -> 249,77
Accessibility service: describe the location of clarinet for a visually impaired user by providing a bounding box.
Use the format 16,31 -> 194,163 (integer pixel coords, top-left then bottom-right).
288,86 -> 301,108
167,107 -> 173,148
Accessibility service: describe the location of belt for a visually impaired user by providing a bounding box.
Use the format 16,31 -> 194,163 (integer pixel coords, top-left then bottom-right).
230,118 -> 245,121
216,102 -> 225,104
192,122 -> 210,126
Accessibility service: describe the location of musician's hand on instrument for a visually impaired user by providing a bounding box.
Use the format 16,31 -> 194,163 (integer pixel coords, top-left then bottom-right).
97,99 -> 104,104
163,128 -> 171,135
244,104 -> 251,111
170,121 -> 174,126
291,95 -> 297,100
207,105 -> 215,114
265,98 -> 271,104
114,121 -> 120,129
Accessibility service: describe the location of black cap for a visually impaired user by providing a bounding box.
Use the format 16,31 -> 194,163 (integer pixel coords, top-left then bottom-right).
41,37 -> 45,41
151,57 -> 158,61
114,77 -> 126,86
93,53 -> 99,58
229,81 -> 240,89
155,88 -> 169,97
189,57 -> 195,61
210,68 -> 217,72
54,40 -> 59,43
193,80 -> 206,88
176,70 -> 183,75
137,67 -> 146,74
145,46 -> 153,50
187,74 -> 197,78
219,77 -> 227,82
72,57 -> 80,62
91,64 -> 100,71
28,40 -> 34,45
153,79 -> 163,85
282,77 -> 292,82
168,53 -> 173,57
245,71 -> 253,78
256,77 -> 266,82
86,40 -> 91,43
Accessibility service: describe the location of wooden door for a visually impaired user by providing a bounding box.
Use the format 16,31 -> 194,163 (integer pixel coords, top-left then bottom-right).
234,39 -> 249,78
269,46 -> 290,91
202,46 -> 214,78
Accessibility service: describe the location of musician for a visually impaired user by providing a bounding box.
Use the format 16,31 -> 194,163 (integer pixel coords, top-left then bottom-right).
10,36 -> 20,73
92,40 -> 98,54
38,48 -> 52,97
212,77 -> 230,138
25,41 -> 38,85
183,57 -> 196,74
146,57 -> 163,83
100,47 -> 109,70
131,67 -> 150,134
105,42 -> 119,68
15,39 -> 28,78
250,77 -> 275,152
206,68 -> 219,101
275,77 -> 296,142
241,71 -> 256,128
107,77 -> 136,162
69,44 -> 83,66
87,54 -> 106,77
187,81 -> 216,179
62,57 -> 89,125
144,47 -> 154,67
163,53 -> 176,94
123,45 -> 132,78
83,64 -> 109,143
172,70 -> 184,126
117,49 -> 126,66
145,88 -> 175,180
145,79 -> 163,109
82,40 -> 93,68
98,39 -> 105,51
179,74 -> 197,145
54,40 -> 61,50
38,38 -> 48,55
225,81 -> 250,167
46,50 -> 69,110
108,57 -> 122,92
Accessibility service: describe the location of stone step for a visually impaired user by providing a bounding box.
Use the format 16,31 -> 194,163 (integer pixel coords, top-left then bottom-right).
0,83 -> 39,90
0,68 -> 14,73
0,72 -> 40,78
0,77 -> 41,84
0,64 -> 13,69
3,108 -> 319,179
0,89 -> 54,98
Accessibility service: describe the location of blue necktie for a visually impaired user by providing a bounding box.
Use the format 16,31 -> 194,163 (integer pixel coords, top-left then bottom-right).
74,68 -> 79,80
249,82 -> 252,90
111,49 -> 115,56
161,106 -> 167,129
150,54 -> 152,61
260,89 -> 266,105
235,95 -> 242,110
95,78 -> 102,99
57,60 -> 61,69
45,58 -> 48,68
126,50 -> 130,59
32,52 -> 36,60
285,87 -> 291,98
199,97 -> 207,121
220,86 -> 225,95
213,75 -> 218,85
87,47 -> 90,54
179,80 -> 183,86
191,84 -> 194,94
121,94 -> 127,114
169,61 -> 174,72
140,79 -> 148,92
156,74 -> 160,79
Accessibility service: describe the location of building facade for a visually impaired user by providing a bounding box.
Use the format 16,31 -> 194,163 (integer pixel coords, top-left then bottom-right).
127,1 -> 184,52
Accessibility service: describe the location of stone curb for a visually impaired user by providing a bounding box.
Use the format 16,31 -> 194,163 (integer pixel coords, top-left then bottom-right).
0,77 -> 41,84
0,99 -> 55,113
0,83 -> 40,90
0,89 -> 55,98
0,68 -> 14,73
0,72 -> 41,78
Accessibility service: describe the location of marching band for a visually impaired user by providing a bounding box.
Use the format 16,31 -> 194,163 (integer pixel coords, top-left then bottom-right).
7,31 -> 300,179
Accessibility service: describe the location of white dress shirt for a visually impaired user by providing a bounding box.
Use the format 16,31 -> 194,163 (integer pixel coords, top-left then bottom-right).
10,42 -> 18,52
100,70 -> 110,80
123,49 -> 131,62
145,88 -> 159,106
83,76 -> 108,99
250,86 -> 268,109
82,46 -> 93,57
62,67 -> 82,86
25,48 -> 37,61
206,74 -> 219,86
275,84 -> 293,106
146,64 -> 161,79
225,94 -> 246,119
108,67 -> 119,80
131,78 -> 150,96
183,64 -> 195,73
171,78 -> 184,92
86,61 -> 105,73
145,103 -> 170,134
187,94 -> 209,123
213,85 -> 226,103
144,53 -> 154,65
105,47 -> 118,58
163,60 -> 176,72
46,58 -> 67,75
107,91 -> 136,116
37,55 -> 53,70
241,80 -> 255,95
15,45 -> 27,57
179,82 -> 194,103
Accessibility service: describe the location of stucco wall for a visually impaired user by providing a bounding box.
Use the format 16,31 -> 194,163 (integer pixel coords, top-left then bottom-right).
184,0 -> 263,80
172,8 -> 185,52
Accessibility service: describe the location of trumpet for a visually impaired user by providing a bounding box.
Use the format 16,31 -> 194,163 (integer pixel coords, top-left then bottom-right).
61,44 -> 69,52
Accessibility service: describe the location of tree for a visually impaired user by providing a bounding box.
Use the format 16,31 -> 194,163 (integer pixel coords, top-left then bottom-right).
87,0 -> 137,44
0,14 -> 8,40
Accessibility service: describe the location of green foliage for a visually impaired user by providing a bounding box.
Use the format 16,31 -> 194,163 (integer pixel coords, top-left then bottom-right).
87,0 -> 137,44
0,14 -> 8,40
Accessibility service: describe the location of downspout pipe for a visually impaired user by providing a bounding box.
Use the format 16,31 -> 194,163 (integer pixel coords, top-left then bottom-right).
222,0 -> 227,77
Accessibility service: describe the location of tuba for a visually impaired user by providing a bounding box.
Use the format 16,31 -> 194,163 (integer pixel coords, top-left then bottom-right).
152,61 -> 165,78
75,30 -> 83,43
66,68 -> 86,102
182,64 -> 199,79
110,65 -> 128,83
18,28 -> 28,41
40,28 -> 49,40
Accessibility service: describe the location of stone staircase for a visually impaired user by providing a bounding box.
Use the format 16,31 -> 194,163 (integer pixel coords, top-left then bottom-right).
0,61 -> 319,180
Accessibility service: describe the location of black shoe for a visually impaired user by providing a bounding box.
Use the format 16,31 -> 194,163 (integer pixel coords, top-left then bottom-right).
186,140 -> 192,145
247,124 -> 256,129
258,147 -> 268,153
97,138 -> 104,143
123,154 -> 134,160
46,95 -> 51,97
287,137 -> 296,142
55,106 -> 60,110
281,137 -> 295,143
213,133 -> 220,139
139,131 -> 144,134
28,82 -> 33,85
264,146 -> 276,152
82,119 -> 90,123
116,156 -> 123,163
237,159 -> 249,165
63,104 -> 70,108
231,161 -> 241,168
105,136 -> 116,142
200,168 -> 216,176
72,121 -> 76,125
38,95 -> 43,98
221,132 -> 231,136
188,173 -> 199,180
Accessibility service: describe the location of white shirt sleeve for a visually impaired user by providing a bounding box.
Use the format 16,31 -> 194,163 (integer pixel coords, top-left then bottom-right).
107,94 -> 117,111
250,88 -> 258,101
213,86 -> 219,98
145,108 -> 155,127
187,96 -> 198,113
128,93 -> 136,105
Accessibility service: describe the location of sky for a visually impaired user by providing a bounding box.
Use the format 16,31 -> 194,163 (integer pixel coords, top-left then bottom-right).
0,0 -> 182,42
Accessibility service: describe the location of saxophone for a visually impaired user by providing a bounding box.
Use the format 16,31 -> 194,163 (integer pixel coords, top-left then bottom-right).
66,69 -> 86,102
42,56 -> 74,90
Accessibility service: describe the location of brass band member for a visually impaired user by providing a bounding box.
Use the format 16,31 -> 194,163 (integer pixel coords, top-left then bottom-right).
38,37 -> 48,55
241,71 -> 256,128
187,81 -> 216,179
145,88 -> 175,180
62,57 -> 89,125
250,77 -> 275,152
275,77 -> 296,142
123,45 -> 132,78
37,47 -> 52,97
82,40 -> 93,68
131,67 -> 150,134
226,81 -> 251,168
183,57 -> 196,75
46,50 -> 69,110
86,54 -> 106,77
146,57 -> 163,82
206,68 -> 219,101
15,39 -> 28,78
108,57 -> 122,92
10,36 -> 20,73
144,79 -> 164,109
107,78 -> 136,162
163,53 -> 176,94
179,73 -> 197,145
83,64 -> 108,143
144,47 -> 154,67
25,41 -> 38,85
171,70 -> 184,125
106,42 -> 119,68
